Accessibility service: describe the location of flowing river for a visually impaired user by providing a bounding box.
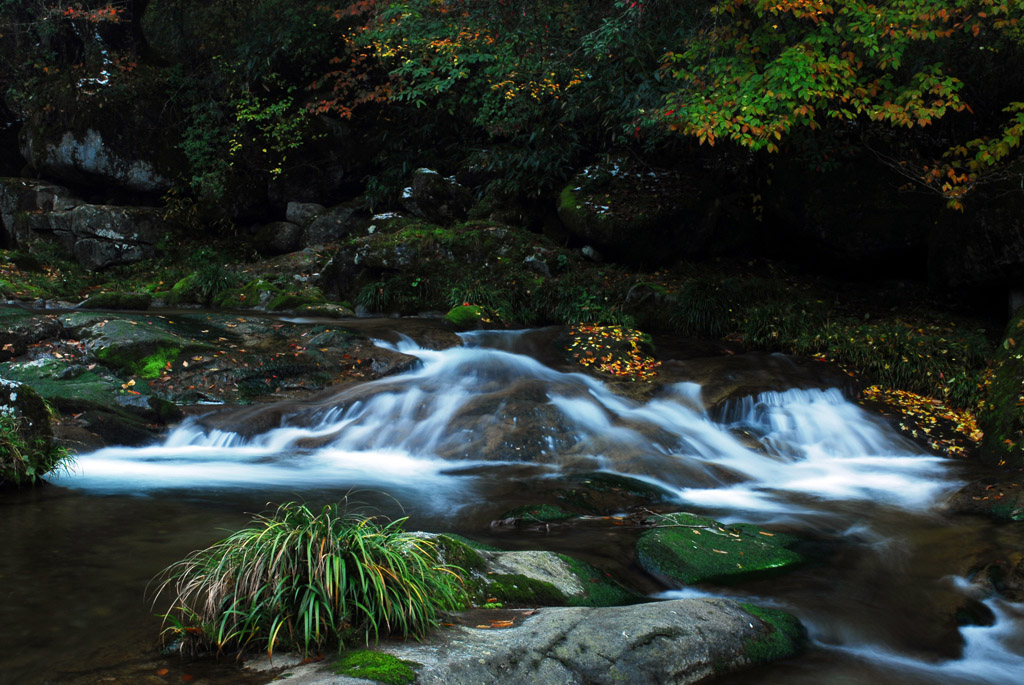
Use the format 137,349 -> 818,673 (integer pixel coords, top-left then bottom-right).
3,327 -> 1023,683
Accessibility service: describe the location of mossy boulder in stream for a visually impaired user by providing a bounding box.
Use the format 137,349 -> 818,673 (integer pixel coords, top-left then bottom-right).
427,534 -> 637,608
73,317 -> 211,379
979,306 -> 1024,468
636,512 -> 805,585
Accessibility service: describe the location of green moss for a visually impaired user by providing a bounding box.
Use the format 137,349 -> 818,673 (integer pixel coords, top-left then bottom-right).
477,573 -> 568,607
636,512 -> 805,585
432,534 -> 488,572
739,603 -> 806,665
437,533 -> 503,553
167,273 -> 199,305
332,650 -> 419,685
0,359 -> 129,405
555,554 -> 641,607
97,343 -> 181,379
445,304 -> 489,329
80,291 -> 153,310
267,293 -> 322,312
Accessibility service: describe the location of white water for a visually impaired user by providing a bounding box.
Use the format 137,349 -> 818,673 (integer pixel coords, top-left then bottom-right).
57,330 -> 1024,682
60,333 -> 957,516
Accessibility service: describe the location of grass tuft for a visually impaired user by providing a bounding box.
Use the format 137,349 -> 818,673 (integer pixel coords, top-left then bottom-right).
154,501 -> 467,658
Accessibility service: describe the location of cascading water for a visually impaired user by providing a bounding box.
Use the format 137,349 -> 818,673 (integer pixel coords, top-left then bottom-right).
49,329 -> 1024,683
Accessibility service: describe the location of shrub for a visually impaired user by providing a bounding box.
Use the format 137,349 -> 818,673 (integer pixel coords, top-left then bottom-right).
155,502 -> 466,657
0,411 -> 72,488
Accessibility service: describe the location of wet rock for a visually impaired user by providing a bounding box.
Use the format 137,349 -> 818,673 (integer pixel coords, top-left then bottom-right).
75,318 -> 210,379
636,512 -> 805,585
401,169 -> 473,225
0,309 -> 63,362
948,473 -> 1024,521
658,352 -> 855,411
261,598 -> 805,685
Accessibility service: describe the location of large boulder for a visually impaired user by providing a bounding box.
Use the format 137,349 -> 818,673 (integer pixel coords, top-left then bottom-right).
17,204 -> 165,270
636,512 -> 805,585
20,127 -> 171,194
254,221 -> 303,256
401,168 -> 473,225
302,202 -> 364,246
0,177 -> 82,248
557,157 -> 752,266
259,598 -> 806,684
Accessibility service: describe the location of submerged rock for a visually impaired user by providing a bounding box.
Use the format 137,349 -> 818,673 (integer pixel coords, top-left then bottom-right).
636,512 -> 805,585
260,598 -> 805,685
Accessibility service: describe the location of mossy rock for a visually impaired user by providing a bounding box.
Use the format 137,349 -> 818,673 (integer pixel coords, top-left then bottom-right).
445,304 -> 491,329
78,318 -> 211,379
79,291 -> 153,310
979,306 -> 1024,468
166,273 -> 201,305
0,358 -> 129,406
468,548 -> 639,608
295,303 -> 355,318
213,278 -> 284,309
739,603 -> 807,665
332,650 -> 419,685
636,512 -> 805,585
267,293 -> 323,312
0,379 -> 67,487
429,534 -> 488,573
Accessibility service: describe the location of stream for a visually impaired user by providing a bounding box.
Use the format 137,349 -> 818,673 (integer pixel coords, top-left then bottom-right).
3,327 -> 1024,683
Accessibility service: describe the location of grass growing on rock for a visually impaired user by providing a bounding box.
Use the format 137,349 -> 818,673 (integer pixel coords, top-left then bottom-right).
0,411 -> 72,487
155,502 -> 467,658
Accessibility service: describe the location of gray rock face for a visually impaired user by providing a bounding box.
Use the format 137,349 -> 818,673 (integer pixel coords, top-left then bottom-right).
15,203 -> 164,270
261,598 -> 802,685
0,177 -> 81,247
20,128 -> 171,194
303,204 -> 360,246
286,201 -> 326,227
401,168 -> 473,225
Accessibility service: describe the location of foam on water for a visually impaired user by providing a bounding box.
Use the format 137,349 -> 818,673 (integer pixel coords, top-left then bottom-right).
60,332 -> 960,518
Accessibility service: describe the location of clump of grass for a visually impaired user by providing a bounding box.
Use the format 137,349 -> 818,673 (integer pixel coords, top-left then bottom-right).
0,411 -> 73,487
155,501 -> 466,658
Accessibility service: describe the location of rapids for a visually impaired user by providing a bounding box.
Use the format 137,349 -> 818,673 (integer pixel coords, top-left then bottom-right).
7,328 -> 1024,683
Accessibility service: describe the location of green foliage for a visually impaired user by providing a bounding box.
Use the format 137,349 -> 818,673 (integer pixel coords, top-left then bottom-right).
657,0 -> 1024,207
362,0 -> 696,197
0,411 -> 72,488
155,501 -> 467,657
